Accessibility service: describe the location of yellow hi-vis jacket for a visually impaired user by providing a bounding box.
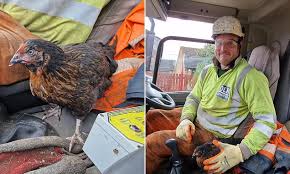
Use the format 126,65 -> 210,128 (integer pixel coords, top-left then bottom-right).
0,0 -> 110,45
181,57 -> 276,159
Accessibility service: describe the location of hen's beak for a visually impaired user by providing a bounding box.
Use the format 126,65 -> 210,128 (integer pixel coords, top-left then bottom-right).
9,54 -> 22,66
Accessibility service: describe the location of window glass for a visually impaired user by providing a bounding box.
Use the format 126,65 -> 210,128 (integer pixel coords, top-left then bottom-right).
146,17 -> 214,92
156,40 -> 214,91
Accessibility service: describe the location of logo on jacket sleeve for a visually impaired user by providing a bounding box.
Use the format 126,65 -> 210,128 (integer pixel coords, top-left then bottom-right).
216,85 -> 230,100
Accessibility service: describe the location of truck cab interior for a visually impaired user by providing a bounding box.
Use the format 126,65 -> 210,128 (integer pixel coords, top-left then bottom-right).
146,0 -> 290,127
146,0 -> 290,173
0,0 -> 144,173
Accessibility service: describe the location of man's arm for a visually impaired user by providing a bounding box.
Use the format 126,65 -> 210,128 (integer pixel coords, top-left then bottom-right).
239,70 -> 276,160
180,65 -> 209,122
176,65 -> 210,141
203,69 -> 276,173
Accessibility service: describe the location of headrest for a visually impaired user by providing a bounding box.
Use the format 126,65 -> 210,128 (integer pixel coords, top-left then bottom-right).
248,45 -> 271,73
248,43 -> 281,99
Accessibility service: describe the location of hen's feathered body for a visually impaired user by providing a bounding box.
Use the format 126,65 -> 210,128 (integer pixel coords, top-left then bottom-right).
193,142 -> 221,168
10,39 -> 117,151
29,41 -> 117,118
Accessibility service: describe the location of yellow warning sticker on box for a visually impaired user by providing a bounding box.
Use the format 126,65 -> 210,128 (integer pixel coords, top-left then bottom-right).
108,106 -> 144,144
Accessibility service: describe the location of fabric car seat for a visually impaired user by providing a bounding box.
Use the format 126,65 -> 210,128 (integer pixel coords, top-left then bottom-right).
0,11 -> 45,114
248,42 -> 281,100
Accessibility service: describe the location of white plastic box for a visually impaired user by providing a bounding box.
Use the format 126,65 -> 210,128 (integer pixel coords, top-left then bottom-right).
83,106 -> 144,173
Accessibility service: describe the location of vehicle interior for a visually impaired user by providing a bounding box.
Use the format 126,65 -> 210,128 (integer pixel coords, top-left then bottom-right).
146,0 -> 290,173
0,0 -> 144,173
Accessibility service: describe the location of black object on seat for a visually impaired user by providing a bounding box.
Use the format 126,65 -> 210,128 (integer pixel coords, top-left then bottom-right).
0,113 -> 57,144
166,138 -> 184,174
0,80 -> 45,113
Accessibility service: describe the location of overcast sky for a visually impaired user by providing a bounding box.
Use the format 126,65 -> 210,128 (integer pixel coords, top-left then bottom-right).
145,17 -> 214,60
145,17 -> 213,39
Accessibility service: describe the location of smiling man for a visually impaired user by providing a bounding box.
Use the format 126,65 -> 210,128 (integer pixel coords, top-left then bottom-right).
146,16 -> 276,174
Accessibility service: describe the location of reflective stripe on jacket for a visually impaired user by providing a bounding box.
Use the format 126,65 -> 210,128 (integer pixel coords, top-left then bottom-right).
0,0 -> 110,45
240,123 -> 290,173
181,57 -> 276,157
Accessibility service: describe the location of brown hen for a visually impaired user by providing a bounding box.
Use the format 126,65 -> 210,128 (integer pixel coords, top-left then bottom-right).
193,142 -> 221,169
9,39 -> 117,151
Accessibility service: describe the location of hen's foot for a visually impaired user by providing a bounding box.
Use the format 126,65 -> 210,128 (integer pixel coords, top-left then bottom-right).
67,131 -> 85,152
66,119 -> 84,152
42,104 -> 62,121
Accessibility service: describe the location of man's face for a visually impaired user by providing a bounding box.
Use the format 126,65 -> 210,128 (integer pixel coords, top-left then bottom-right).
214,34 -> 240,67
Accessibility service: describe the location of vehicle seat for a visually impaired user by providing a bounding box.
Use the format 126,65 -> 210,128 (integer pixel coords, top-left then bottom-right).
0,80 -> 45,114
247,42 -> 290,128
248,42 -> 281,100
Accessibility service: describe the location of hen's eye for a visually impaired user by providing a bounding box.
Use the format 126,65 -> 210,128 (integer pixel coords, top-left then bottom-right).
28,49 -> 34,55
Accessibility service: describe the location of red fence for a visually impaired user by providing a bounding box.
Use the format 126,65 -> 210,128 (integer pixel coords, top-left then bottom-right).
157,72 -> 193,91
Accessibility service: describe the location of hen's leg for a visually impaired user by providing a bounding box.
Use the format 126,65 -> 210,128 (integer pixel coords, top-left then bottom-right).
42,104 -> 62,121
67,118 -> 84,152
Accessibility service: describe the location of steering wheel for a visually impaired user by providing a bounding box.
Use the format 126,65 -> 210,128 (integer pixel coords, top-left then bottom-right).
146,77 -> 175,110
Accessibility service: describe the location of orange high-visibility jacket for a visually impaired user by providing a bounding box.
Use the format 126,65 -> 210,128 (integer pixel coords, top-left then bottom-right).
94,0 -> 144,111
239,122 -> 290,173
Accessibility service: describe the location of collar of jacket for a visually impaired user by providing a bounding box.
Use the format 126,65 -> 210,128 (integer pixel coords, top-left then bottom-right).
212,56 -> 242,70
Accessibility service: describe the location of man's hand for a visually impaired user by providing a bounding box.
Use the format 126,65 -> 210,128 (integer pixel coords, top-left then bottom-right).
203,140 -> 244,173
176,119 -> 195,143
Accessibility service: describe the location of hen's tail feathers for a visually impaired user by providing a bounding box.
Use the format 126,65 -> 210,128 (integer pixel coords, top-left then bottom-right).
106,54 -> 118,75
105,36 -> 118,75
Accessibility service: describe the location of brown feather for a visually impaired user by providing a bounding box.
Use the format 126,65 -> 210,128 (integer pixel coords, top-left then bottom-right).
27,40 -> 117,118
193,142 -> 221,168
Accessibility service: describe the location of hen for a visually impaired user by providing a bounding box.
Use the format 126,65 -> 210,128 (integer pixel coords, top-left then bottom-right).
193,142 -> 221,169
9,39 -> 117,151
